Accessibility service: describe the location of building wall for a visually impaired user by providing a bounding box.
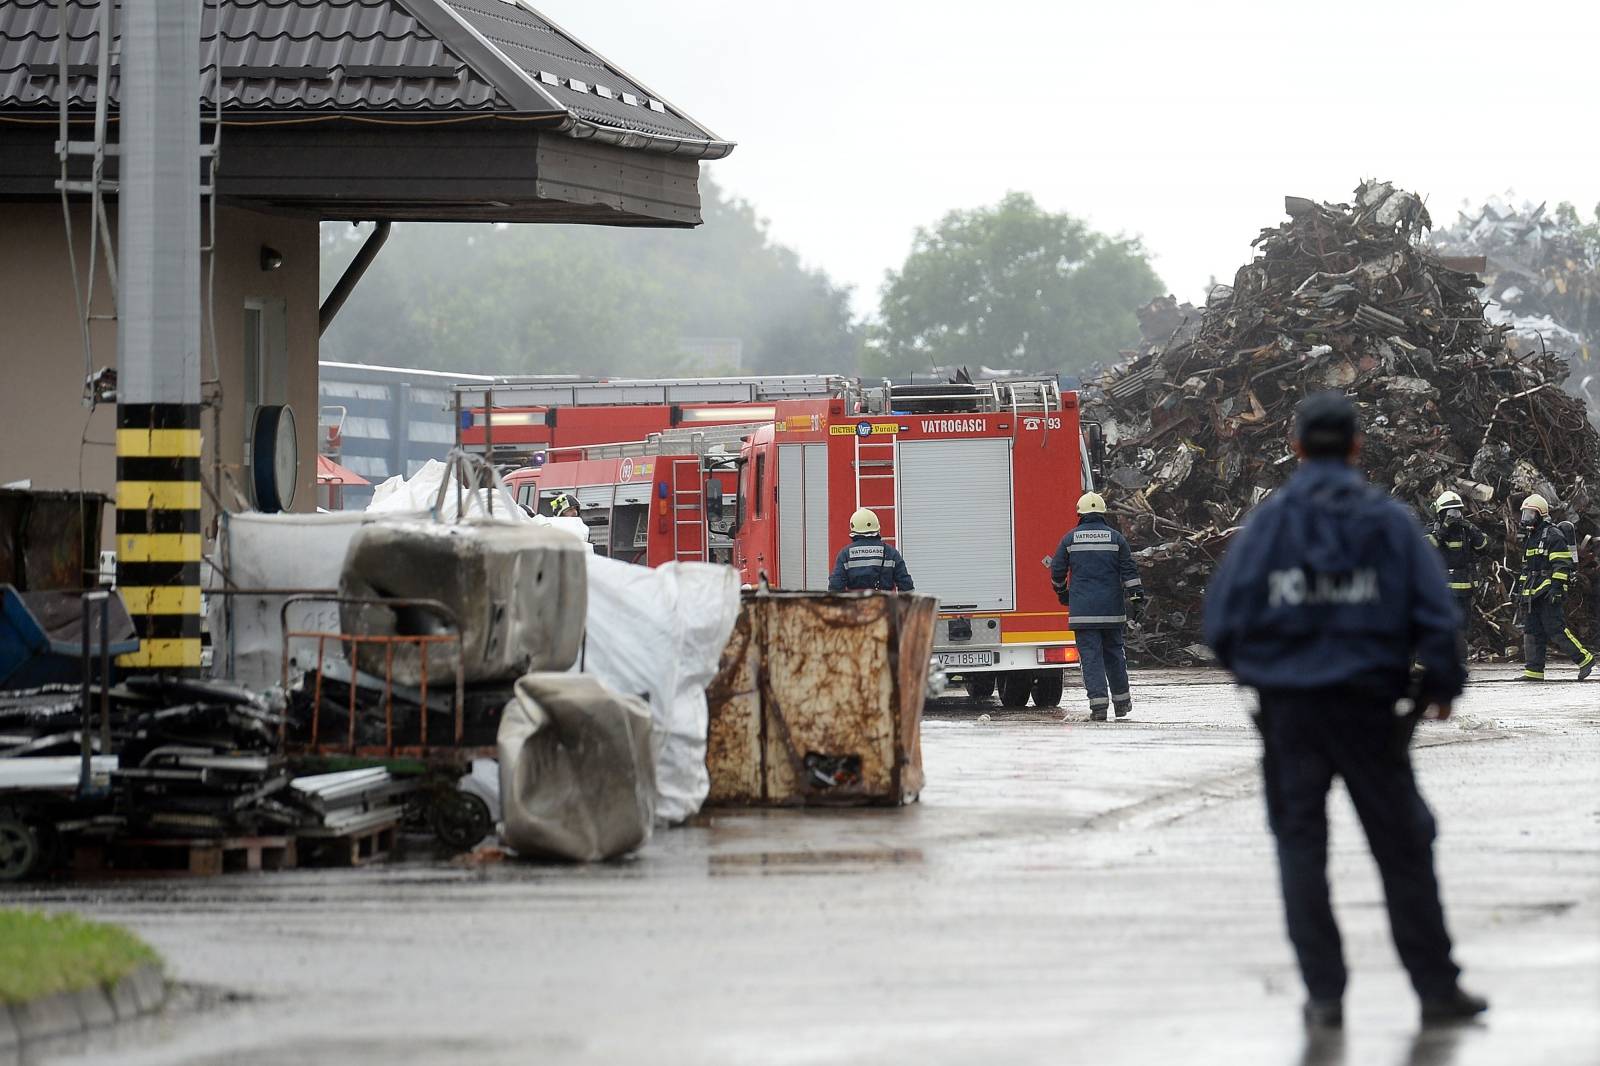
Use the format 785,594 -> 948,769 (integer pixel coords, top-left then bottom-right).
0,202 -> 320,543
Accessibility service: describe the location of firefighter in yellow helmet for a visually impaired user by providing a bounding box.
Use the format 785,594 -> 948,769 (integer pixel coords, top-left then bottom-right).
1515,493 -> 1594,681
1425,490 -> 1488,629
1050,491 -> 1145,721
547,492 -> 579,519
828,508 -> 914,592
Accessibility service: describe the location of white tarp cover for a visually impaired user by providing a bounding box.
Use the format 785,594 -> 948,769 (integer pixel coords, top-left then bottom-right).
580,556 -> 741,823
367,458 -> 521,522
497,672 -> 655,861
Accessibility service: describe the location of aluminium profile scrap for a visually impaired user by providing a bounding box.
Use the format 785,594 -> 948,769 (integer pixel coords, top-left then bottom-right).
1086,180 -> 1600,665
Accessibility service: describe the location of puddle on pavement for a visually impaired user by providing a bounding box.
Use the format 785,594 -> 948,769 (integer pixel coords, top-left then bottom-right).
709,847 -> 925,875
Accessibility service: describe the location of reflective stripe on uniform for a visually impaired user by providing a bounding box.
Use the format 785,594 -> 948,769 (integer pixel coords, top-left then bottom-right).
1068,543 -> 1119,553
1524,579 -> 1551,597
1444,540 -> 1464,549
1110,691 -> 1130,703
1525,547 -> 1547,557
1088,697 -> 1110,710
845,544 -> 887,570
1523,669 -> 1545,679
1448,581 -> 1473,590
1123,578 -> 1143,588
1071,614 -> 1127,624
1549,551 -> 1574,561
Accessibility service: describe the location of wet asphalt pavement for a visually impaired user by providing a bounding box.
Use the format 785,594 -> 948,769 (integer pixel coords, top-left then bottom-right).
8,666 -> 1599,1066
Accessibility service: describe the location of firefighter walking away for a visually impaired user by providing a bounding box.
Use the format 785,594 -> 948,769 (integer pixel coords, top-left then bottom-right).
1515,494 -> 1594,681
1050,491 -> 1145,721
1202,391 -> 1486,1030
829,508 -> 914,592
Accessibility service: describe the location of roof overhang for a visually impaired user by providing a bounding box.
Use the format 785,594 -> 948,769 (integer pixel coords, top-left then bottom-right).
0,119 -> 705,225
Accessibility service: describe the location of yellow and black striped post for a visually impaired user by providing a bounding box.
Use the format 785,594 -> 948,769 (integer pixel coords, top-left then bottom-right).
116,405 -> 203,674
115,0 -> 203,675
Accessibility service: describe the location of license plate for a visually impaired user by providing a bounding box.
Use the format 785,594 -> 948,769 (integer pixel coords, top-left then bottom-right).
938,651 -> 996,668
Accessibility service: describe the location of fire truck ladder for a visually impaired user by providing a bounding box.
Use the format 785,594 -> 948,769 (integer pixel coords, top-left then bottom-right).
853,434 -> 899,546
667,456 -> 706,562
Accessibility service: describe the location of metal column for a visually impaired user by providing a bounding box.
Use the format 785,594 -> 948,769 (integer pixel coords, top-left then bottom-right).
115,0 -> 203,674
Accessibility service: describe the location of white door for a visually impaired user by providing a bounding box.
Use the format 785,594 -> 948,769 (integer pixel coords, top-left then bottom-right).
896,438 -> 1015,611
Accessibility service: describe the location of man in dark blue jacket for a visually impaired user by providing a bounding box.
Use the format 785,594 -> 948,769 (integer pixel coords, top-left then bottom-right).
1203,391 -> 1486,1030
828,508 -> 914,592
1050,492 -> 1144,721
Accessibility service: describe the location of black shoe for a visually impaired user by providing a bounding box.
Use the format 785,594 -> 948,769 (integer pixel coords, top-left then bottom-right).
1420,987 -> 1488,1025
1089,709 -> 1107,722
1303,999 -> 1343,1029
1580,659 -> 1594,681
1113,703 -> 1131,719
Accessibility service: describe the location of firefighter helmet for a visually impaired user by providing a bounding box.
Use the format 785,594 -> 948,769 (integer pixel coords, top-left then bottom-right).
1077,491 -> 1107,515
1522,493 -> 1550,519
1434,490 -> 1464,514
849,508 -> 880,535
549,492 -> 577,516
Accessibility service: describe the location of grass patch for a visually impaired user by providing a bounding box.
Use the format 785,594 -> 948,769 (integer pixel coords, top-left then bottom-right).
0,909 -> 160,1005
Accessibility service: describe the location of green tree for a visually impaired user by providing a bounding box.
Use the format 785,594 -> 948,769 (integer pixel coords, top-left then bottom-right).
870,192 -> 1164,378
319,179 -> 861,376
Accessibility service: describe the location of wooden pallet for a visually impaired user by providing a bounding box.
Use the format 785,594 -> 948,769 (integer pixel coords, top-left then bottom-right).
73,835 -> 296,877
295,821 -> 398,868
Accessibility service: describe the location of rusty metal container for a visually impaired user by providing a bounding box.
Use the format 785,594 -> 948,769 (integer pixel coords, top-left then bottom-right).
0,489 -> 107,590
705,591 -> 936,807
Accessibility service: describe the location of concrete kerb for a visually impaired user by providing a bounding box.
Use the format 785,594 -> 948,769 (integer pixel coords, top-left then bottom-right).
1,963 -> 166,1049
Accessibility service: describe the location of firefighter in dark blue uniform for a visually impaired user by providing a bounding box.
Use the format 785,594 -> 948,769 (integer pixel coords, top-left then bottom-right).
1203,391 -> 1486,1029
1425,490 -> 1487,621
1050,491 -> 1144,721
1515,494 -> 1593,681
828,508 -> 914,592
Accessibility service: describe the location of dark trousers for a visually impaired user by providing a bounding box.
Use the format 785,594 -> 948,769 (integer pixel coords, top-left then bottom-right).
1256,689 -> 1460,1002
1523,599 -> 1593,677
1075,627 -> 1129,712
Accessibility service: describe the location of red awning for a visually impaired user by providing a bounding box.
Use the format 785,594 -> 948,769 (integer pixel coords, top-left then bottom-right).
316,453 -> 370,486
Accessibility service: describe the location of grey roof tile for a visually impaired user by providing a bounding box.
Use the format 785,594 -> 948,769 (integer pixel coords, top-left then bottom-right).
0,0 -> 728,154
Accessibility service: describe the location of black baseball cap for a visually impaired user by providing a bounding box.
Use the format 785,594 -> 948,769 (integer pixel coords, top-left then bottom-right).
1294,391 -> 1359,456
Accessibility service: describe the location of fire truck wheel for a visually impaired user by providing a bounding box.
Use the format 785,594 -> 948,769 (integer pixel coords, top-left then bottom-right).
963,675 -> 996,701
998,673 -> 1032,708
1031,672 -> 1064,708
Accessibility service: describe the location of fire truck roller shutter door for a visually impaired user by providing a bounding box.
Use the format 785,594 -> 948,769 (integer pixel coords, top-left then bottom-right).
614,483 -> 650,507
577,486 -> 614,511
803,444 -> 831,589
778,443 -> 832,590
897,438 -> 1015,612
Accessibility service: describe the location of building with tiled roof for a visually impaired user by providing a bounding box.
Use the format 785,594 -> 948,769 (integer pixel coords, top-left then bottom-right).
0,0 -> 730,526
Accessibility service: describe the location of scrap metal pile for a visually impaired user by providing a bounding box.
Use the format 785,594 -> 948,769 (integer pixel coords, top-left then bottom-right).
0,677 -> 296,837
1087,181 -> 1600,664
1432,199 -> 1600,424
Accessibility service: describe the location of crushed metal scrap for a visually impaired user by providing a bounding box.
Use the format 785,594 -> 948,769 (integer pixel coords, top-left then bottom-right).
1085,181 -> 1600,665
1431,197 -> 1600,425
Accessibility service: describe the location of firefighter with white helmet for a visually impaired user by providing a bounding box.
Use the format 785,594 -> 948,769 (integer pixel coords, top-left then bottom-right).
828,507 -> 914,592
1049,490 -> 1145,721
1515,493 -> 1594,681
1425,489 -> 1488,629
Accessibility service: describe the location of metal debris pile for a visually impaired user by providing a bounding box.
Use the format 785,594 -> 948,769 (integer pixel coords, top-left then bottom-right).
0,677 -> 295,837
1432,199 -> 1600,423
1086,181 -> 1600,664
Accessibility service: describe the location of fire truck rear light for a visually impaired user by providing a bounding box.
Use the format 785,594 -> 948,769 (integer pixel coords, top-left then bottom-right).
1037,646 -> 1077,665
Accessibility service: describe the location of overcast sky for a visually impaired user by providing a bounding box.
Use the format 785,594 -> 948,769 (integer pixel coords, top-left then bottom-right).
537,0 -> 1600,317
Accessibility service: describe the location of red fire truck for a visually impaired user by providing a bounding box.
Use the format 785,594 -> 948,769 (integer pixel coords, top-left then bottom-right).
469,375 -> 1102,709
